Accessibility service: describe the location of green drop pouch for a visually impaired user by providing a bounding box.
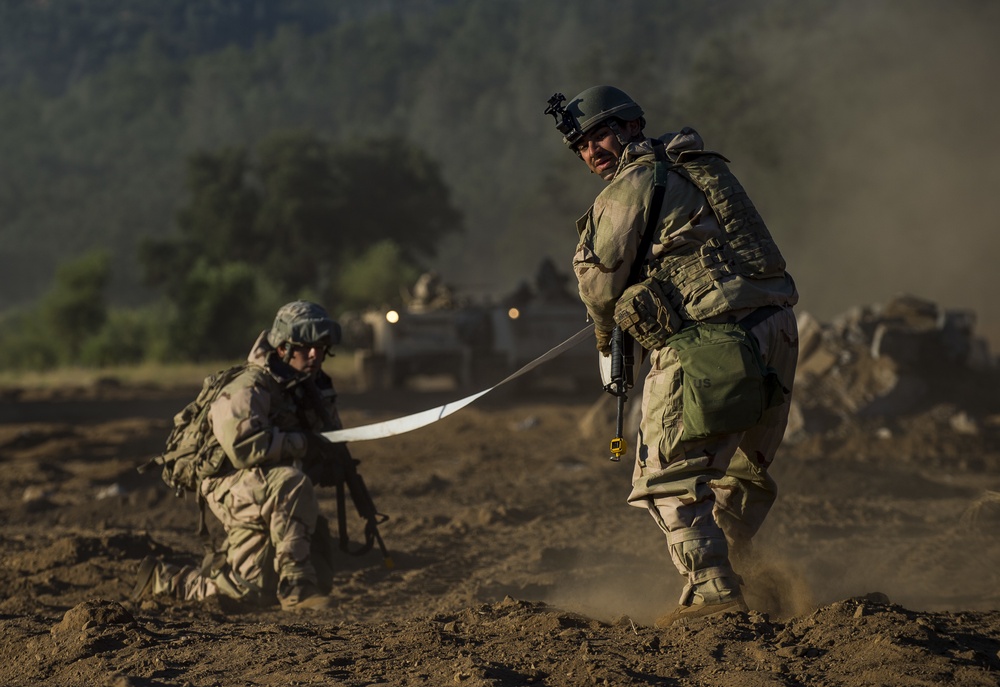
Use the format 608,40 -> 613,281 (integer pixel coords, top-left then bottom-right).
665,322 -> 784,441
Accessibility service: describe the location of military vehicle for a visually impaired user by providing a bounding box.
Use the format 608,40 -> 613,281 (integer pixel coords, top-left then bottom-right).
487,299 -> 596,391
342,261 -> 598,392
345,305 -> 492,391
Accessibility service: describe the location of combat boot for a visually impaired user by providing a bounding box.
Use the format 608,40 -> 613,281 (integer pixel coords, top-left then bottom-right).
654,594 -> 749,628
130,556 -> 165,601
278,581 -> 336,612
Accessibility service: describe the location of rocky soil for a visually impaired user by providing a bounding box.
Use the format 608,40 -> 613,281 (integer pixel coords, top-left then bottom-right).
2,328 -> 1000,686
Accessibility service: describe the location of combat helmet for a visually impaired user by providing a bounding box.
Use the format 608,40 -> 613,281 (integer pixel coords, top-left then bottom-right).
267,300 -> 342,353
544,85 -> 645,152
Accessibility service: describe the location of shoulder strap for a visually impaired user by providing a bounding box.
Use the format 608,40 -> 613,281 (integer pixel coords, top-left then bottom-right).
625,139 -> 669,287
738,304 -> 783,332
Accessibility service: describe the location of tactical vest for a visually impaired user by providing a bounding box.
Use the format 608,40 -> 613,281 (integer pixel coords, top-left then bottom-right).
646,150 -> 792,321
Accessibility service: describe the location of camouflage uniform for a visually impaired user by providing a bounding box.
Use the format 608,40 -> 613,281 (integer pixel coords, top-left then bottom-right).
146,331 -> 341,606
573,129 -> 799,610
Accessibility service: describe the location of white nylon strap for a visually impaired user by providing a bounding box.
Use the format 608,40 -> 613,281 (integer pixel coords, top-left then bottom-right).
321,325 -> 594,443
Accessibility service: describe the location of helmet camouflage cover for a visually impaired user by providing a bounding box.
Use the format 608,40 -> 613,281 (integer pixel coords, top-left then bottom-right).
544,85 -> 644,150
267,300 -> 342,351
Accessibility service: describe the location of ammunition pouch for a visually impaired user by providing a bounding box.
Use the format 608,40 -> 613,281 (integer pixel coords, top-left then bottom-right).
613,277 -> 682,350
664,318 -> 785,441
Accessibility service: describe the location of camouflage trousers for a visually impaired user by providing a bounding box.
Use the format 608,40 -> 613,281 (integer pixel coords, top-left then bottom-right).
627,306 -> 799,605
152,465 -> 319,603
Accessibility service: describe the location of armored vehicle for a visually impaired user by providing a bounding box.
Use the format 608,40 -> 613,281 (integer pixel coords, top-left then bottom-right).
343,261 -> 598,392
348,305 -> 492,391
485,258 -> 597,391
488,300 -> 596,391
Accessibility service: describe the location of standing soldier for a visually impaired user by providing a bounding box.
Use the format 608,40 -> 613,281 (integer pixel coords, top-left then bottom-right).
545,86 -> 799,625
133,301 -> 351,612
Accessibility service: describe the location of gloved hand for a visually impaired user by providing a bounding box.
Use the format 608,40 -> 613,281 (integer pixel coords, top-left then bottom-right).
303,433 -> 355,487
595,327 -> 613,355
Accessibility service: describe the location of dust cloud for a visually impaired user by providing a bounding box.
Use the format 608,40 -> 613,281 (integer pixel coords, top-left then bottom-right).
744,1 -> 1000,345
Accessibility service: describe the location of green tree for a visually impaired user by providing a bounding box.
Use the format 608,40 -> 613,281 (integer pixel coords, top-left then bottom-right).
331,136 -> 462,264
40,251 -> 111,362
254,131 -> 343,294
336,239 -> 421,311
165,259 -> 273,362
0,250 -> 112,370
78,307 -> 162,368
0,311 -> 59,371
143,130 -> 462,323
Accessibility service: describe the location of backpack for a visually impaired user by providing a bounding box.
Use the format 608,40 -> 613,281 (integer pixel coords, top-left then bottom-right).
137,363 -> 395,569
138,363 -> 248,496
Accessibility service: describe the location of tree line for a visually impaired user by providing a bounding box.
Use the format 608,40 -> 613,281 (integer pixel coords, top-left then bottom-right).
3,0 -> 996,367
0,129 -> 459,368
0,0 -> 759,315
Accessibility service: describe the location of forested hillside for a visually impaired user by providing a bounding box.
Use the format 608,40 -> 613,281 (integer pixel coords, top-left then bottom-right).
1,0 -> 998,344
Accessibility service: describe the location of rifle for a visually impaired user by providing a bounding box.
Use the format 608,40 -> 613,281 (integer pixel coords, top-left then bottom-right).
604,325 -> 635,462
303,379 -> 394,569
600,140 -> 666,462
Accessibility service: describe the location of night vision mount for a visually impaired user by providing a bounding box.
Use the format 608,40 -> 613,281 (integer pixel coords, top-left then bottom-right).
544,93 -> 583,146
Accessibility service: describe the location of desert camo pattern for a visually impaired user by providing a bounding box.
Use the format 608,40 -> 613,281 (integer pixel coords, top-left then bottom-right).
571,127 -> 799,605
147,331 -> 340,603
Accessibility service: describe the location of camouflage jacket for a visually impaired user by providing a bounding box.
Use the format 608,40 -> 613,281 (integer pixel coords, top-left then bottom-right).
573,128 -> 798,337
208,332 -> 341,471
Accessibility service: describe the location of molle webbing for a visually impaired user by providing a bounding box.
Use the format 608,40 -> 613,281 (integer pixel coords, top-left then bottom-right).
644,243 -> 719,311
636,151 -> 788,320
670,152 -> 786,278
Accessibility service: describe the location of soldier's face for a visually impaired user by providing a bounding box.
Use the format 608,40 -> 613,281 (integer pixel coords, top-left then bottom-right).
282,343 -> 326,375
575,124 -> 623,181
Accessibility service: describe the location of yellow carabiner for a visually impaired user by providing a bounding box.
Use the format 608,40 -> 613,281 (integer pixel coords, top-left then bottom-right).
609,436 -> 628,462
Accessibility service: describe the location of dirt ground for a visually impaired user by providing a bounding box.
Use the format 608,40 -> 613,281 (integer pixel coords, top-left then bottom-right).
2,362 -> 1000,687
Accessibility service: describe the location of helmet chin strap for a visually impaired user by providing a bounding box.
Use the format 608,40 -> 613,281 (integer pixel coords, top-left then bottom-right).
605,119 -> 631,147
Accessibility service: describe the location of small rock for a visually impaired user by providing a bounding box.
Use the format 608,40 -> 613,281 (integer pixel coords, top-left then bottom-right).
96,483 -> 126,500
512,416 -> 539,431
22,486 -> 50,503
776,645 -> 805,658
53,599 -> 134,635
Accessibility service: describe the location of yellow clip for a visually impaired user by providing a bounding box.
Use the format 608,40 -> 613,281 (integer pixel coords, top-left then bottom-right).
384,556 -> 395,570
609,436 -> 627,462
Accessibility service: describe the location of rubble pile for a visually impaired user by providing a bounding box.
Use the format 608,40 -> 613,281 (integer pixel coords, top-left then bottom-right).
789,294 -> 999,440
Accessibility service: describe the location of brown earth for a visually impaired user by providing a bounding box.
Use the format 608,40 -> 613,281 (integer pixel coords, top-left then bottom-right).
2,374 -> 1000,687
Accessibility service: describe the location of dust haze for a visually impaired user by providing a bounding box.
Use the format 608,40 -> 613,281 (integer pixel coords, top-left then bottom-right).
512,2 -> 1000,345
730,1 -> 1000,343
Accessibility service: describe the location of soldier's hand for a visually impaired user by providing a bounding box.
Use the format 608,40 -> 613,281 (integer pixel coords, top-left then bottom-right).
595,327 -> 613,355
303,433 -> 355,487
